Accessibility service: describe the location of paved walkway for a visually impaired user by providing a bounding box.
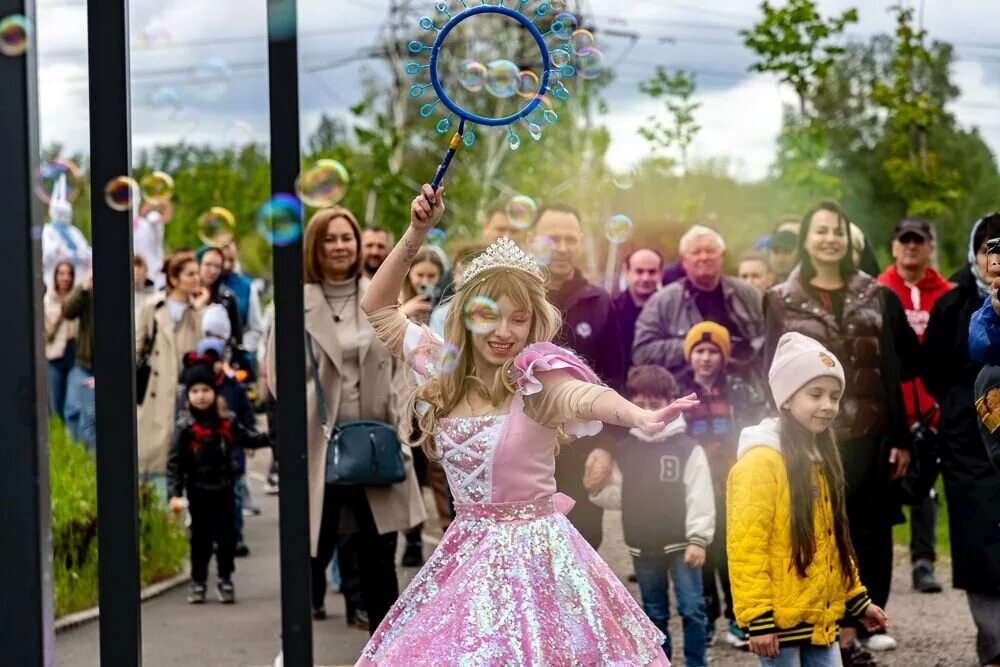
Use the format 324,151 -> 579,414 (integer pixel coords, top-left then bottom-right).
55,450 -> 979,666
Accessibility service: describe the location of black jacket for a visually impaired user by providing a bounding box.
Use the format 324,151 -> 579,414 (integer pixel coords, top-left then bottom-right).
551,270 -> 626,391
167,410 -> 269,499
922,264 -> 1000,592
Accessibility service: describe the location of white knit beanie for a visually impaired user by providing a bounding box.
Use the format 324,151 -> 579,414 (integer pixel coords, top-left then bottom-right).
201,303 -> 231,341
768,332 -> 845,408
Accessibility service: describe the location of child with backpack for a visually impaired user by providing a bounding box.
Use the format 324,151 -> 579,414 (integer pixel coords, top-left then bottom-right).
728,332 -> 889,665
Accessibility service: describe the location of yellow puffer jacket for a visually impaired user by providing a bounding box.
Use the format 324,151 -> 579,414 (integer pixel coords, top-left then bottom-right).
727,418 -> 871,646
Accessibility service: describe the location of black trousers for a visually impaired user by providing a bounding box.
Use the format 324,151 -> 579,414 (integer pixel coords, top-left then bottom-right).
703,495 -> 735,624
909,485 -> 938,564
189,487 -> 236,583
840,435 -> 894,633
311,485 -> 398,634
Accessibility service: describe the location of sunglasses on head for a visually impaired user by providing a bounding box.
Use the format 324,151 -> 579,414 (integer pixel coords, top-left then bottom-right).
897,233 -> 926,245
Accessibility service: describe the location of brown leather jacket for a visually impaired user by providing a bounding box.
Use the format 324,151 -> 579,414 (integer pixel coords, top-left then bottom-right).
765,267 -> 910,443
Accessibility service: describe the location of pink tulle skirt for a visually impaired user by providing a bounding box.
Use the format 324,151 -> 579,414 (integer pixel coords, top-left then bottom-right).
357,495 -> 669,666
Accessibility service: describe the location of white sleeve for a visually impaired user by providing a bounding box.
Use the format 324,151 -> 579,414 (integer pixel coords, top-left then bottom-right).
242,281 -> 265,351
588,463 -> 622,511
684,445 -> 716,547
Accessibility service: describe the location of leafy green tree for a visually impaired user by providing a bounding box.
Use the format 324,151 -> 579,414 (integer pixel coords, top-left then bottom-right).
638,68 -> 701,170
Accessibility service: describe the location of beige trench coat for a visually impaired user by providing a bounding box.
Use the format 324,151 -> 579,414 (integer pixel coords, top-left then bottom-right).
268,279 -> 425,556
135,294 -> 203,474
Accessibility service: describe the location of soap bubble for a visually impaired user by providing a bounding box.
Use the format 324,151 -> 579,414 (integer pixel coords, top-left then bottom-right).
458,59 -> 486,93
516,70 -> 540,98
527,122 -> 543,141
296,159 -> 349,208
433,343 -> 461,374
140,171 -> 174,204
463,295 -> 500,334
192,58 -> 232,103
139,22 -> 171,49
426,228 -> 446,247
197,207 -> 237,247
34,159 -> 81,204
612,166 -> 636,190
484,59 -> 519,98
104,176 -> 139,212
530,235 -> 556,266
508,133 -> 521,151
553,12 -> 578,36
255,194 -> 302,246
571,29 -> 595,51
506,194 -> 537,230
0,14 -> 30,56
550,48 -> 571,68
150,86 -> 182,113
604,214 -> 634,244
575,47 -> 605,80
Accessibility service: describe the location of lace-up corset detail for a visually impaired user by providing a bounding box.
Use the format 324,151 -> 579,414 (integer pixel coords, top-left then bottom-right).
435,415 -> 506,503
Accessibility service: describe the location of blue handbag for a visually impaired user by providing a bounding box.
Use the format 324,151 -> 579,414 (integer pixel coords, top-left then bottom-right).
306,333 -> 406,486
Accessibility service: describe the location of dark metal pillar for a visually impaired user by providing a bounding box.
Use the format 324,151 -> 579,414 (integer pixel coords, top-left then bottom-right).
266,1 -> 314,664
86,0 -> 142,665
0,1 -> 54,664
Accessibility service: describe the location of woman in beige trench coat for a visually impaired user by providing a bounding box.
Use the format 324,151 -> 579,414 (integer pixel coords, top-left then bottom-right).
136,250 -> 208,500
267,206 -> 424,634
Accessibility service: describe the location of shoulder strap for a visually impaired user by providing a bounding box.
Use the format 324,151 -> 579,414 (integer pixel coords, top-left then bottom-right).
305,332 -> 332,441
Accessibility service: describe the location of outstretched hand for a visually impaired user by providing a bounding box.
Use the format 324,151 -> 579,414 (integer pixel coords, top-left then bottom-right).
639,393 -> 699,435
410,184 -> 445,232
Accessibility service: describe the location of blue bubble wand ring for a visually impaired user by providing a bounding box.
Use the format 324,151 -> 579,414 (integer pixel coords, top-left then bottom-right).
408,1 -> 578,189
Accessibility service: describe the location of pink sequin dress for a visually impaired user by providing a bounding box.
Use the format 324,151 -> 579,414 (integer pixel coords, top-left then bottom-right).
356,322 -> 669,666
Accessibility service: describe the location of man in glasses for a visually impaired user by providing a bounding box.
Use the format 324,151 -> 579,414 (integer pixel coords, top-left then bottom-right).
877,217 -> 952,600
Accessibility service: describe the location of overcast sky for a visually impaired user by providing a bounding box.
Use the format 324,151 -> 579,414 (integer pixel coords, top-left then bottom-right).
34,0 -> 1000,181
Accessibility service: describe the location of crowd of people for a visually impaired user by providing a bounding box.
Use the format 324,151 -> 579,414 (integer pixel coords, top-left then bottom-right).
40,168 -> 1000,666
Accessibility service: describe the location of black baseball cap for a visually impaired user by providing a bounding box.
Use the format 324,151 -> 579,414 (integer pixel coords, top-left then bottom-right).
769,230 -> 798,251
894,218 -> 933,242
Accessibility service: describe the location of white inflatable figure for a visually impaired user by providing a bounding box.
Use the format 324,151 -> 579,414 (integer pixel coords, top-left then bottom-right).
41,174 -> 92,288
133,207 -> 166,290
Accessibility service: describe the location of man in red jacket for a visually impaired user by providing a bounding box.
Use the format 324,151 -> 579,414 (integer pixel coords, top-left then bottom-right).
878,217 -> 953,599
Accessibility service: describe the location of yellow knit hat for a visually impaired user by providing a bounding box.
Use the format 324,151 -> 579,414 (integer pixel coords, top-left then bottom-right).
683,321 -> 732,364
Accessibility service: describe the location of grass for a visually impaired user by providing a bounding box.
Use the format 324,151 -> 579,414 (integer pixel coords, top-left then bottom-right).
891,479 -> 951,556
49,419 -> 188,618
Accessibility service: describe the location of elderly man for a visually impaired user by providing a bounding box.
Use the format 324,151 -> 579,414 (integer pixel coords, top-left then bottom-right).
632,225 -> 764,386
614,247 -> 663,365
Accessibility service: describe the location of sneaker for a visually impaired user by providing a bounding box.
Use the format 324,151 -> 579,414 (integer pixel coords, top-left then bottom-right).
217,579 -> 235,604
841,639 -> 879,666
705,622 -> 717,647
347,608 -> 370,631
912,562 -> 943,593
401,541 -> 424,567
862,634 -> 898,652
264,474 -> 279,495
724,621 -> 749,649
187,582 -> 207,604
312,606 -> 327,620
234,542 -> 251,558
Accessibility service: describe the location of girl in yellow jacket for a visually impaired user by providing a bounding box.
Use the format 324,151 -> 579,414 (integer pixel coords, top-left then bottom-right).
728,332 -> 889,666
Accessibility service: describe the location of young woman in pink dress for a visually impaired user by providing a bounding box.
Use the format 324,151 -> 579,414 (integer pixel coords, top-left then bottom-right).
357,184 -> 698,666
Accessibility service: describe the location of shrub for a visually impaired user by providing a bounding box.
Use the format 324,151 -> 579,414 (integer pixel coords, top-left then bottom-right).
50,420 -> 188,617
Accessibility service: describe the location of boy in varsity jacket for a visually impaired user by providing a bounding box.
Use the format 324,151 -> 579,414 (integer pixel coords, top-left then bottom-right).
584,365 -> 715,667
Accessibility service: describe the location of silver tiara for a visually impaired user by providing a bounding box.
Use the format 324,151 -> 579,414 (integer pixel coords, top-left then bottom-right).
459,237 -> 544,286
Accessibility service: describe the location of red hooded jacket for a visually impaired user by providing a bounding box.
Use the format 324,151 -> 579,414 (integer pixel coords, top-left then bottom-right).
877,264 -> 954,428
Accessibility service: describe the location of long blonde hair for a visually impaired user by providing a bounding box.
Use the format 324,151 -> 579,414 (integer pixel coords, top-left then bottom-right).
405,267 -> 561,456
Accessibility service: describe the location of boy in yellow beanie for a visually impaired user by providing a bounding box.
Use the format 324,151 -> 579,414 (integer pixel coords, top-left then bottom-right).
678,320 -> 767,650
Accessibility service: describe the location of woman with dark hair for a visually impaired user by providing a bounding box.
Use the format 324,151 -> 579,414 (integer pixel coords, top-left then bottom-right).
266,206 -> 424,632
44,260 -> 78,419
763,201 -> 918,664
399,247 -> 445,326
198,246 -> 242,354
136,250 -> 210,500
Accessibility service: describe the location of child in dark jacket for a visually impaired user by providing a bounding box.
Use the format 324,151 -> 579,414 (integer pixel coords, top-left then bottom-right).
584,365 -> 715,667
676,321 -> 766,648
167,354 -> 269,604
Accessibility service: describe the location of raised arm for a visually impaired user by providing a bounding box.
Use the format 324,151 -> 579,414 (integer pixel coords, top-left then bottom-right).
360,184 -> 445,315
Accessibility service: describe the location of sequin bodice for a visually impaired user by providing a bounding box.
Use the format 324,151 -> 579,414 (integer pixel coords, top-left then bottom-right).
436,415 -> 505,504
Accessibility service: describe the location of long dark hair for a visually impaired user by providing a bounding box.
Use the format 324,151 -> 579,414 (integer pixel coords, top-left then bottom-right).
779,413 -> 857,580
798,201 -> 856,284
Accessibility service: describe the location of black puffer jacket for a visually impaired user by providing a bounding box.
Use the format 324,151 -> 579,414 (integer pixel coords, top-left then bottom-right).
922,264 -> 1000,593
167,410 -> 269,498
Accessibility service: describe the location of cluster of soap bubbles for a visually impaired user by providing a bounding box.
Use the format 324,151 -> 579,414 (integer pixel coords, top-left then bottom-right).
102,170 -> 176,213
0,13 -> 29,57
457,59 -> 542,101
